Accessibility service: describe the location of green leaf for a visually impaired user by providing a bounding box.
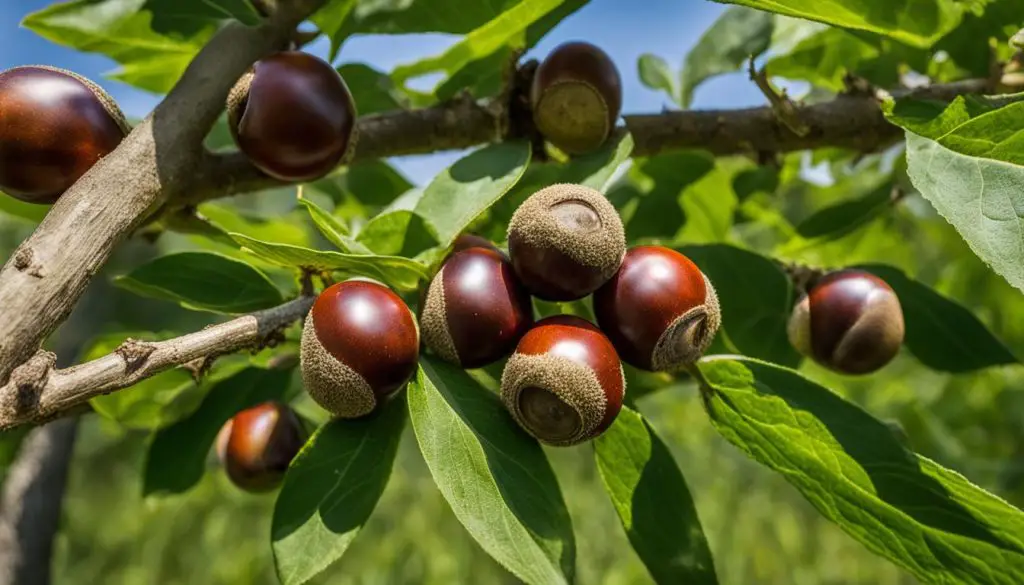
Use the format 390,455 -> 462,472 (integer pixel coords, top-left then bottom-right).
22,0 -> 213,94
114,252 -> 283,314
680,7 -> 774,107
594,407 -> 718,584
626,152 -> 715,241
296,197 -> 369,255
681,245 -> 800,366
143,366 -> 294,496
230,233 -> 428,291
0,194 -> 49,223
856,264 -> 1017,372
884,95 -> 1024,292
715,0 -> 967,48
638,54 -> 679,105
698,356 -> 1024,585
766,28 -> 883,92
199,203 -> 313,249
408,358 -> 575,585
414,142 -> 531,248
271,396 -> 406,585
676,161 -> 743,244
795,182 -> 892,241
337,63 -> 406,115
356,210 -> 439,257
392,0 -> 578,94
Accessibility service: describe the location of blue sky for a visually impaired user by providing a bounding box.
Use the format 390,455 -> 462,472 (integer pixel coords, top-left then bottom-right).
0,0 -> 769,185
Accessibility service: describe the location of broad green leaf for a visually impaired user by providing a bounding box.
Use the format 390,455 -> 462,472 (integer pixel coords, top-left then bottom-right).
766,28 -> 883,92
676,162 -> 743,244
698,356 -> 1024,585
682,245 -> 800,366
22,0 -> 213,94
230,233 -> 428,291
200,203 -> 312,248
638,54 -> 679,105
337,63 -> 406,115
143,366 -> 294,496
626,152 -> 715,241
934,0 -> 1024,79
857,264 -> 1017,372
0,194 -> 48,224
885,95 -> 1024,292
306,160 -> 415,212
594,407 -> 718,584
143,0 -> 262,31
409,358 -> 575,584
356,210 -> 439,257
795,182 -> 892,241
271,396 -> 406,585
114,252 -> 282,314
312,0 -> 358,58
715,0 -> 967,48
296,197 -> 370,255
414,142 -> 531,248
680,7 -> 774,107
392,0 -> 572,87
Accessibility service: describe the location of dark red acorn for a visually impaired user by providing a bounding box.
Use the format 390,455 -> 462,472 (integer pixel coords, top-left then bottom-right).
500,315 -> 625,446
507,183 -> 625,301
594,246 -> 720,372
531,41 -> 622,154
228,51 -> 357,182
216,401 -> 306,493
300,280 -> 419,418
787,269 -> 905,375
0,66 -> 129,204
420,245 -> 534,368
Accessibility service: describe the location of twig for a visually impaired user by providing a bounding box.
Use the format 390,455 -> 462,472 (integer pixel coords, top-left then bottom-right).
0,296 -> 314,429
748,58 -> 811,137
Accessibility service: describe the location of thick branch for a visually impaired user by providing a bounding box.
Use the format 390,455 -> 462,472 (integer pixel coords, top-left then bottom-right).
184,77 -> 991,205
0,1 -> 326,386
0,296 -> 313,430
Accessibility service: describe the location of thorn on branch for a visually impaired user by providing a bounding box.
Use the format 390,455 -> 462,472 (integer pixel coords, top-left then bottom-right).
182,356 -> 215,382
749,59 -> 811,138
115,338 -> 156,374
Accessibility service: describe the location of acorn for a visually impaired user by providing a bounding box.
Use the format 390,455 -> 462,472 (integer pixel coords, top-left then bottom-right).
594,246 -> 720,372
420,245 -> 534,368
787,269 -> 905,375
531,41 -> 622,155
501,315 -> 625,446
300,280 -> 419,418
0,66 -> 129,204
228,51 -> 357,182
215,401 -> 306,492
507,183 -> 625,301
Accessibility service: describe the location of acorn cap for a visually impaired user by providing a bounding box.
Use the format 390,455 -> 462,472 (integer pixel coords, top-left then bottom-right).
419,271 -> 459,364
507,183 -> 625,301
300,311 -> 378,418
531,41 -> 622,154
650,272 -> 721,371
501,352 -> 620,447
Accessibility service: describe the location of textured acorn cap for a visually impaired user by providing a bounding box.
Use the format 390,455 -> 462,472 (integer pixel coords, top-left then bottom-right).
500,352 -> 623,446
300,312 -> 378,418
419,265 -> 460,364
507,183 -> 625,298
25,65 -> 132,136
650,272 -> 721,372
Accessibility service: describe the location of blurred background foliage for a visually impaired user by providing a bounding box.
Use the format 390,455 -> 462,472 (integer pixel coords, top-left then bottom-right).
1,0 -> 1024,583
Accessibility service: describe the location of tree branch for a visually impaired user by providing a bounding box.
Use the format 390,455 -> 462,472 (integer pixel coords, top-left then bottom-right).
182,77 -> 992,206
0,1 -> 327,387
0,296 -> 314,430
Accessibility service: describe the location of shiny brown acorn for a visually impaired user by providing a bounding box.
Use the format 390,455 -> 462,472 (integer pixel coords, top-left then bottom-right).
216,401 -> 306,492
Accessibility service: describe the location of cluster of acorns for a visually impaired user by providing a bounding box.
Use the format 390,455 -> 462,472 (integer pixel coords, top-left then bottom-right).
297,182 -> 722,450
0,46 -> 908,493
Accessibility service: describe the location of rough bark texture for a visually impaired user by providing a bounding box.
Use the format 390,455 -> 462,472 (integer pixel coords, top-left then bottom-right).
0,417 -> 79,585
0,296 -> 313,429
0,1 -> 327,387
